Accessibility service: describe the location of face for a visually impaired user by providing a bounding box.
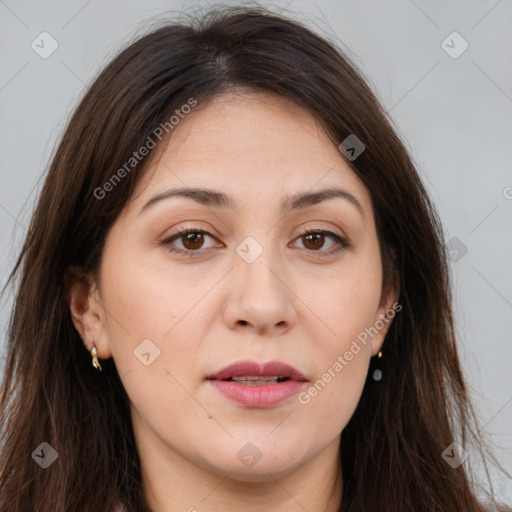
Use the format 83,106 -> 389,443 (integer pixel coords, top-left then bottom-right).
69,91 -> 397,485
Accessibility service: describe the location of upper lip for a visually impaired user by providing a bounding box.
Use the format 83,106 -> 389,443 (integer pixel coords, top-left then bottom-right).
206,360 -> 308,382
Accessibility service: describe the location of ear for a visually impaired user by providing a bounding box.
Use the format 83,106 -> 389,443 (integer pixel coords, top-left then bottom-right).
63,266 -> 112,359
370,263 -> 401,356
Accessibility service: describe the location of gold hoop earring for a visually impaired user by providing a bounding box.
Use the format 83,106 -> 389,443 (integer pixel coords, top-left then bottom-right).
91,344 -> 102,371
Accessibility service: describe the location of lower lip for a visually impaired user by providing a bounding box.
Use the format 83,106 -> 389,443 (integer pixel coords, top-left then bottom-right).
207,379 -> 307,408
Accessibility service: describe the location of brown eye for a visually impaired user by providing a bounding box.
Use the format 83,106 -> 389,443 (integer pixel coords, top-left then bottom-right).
181,231 -> 205,250
161,228 -> 219,256
302,232 -> 326,250
294,229 -> 350,255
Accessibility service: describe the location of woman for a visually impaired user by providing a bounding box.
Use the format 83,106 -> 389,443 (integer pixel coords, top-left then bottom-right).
0,5 -> 509,512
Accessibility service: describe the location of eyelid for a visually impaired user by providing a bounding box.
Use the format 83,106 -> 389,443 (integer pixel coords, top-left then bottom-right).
295,225 -> 347,241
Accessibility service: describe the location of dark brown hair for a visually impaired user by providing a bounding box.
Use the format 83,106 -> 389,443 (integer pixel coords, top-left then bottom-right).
0,4 -> 509,511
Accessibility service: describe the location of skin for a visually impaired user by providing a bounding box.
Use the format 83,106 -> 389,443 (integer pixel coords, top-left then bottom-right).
67,91 -> 398,512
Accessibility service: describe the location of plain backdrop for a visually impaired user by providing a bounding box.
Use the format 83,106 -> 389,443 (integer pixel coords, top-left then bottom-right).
1,0 -> 511,503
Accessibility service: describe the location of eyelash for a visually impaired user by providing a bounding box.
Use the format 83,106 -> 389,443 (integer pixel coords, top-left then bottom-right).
160,227 -> 351,258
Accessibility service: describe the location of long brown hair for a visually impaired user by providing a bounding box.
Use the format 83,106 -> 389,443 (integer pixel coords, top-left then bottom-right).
0,5 -> 509,511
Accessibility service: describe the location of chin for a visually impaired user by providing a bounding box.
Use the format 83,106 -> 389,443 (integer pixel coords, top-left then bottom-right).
215,460 -> 301,483
198,446 -> 305,483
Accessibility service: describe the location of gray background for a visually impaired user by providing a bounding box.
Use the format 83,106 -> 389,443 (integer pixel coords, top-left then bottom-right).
1,0 -> 511,502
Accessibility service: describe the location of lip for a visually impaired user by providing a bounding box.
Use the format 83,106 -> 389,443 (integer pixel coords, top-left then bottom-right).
205,360 -> 308,408
206,360 -> 307,381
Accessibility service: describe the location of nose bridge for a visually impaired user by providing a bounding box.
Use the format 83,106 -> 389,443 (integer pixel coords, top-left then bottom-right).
223,233 -> 296,333
236,236 -> 285,301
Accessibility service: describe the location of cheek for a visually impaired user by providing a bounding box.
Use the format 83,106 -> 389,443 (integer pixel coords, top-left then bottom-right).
100,253 -> 205,432
304,252 -> 383,359
293,253 -> 381,427
297,303 -> 374,436
100,241 -> 204,342
99,243 -> 215,408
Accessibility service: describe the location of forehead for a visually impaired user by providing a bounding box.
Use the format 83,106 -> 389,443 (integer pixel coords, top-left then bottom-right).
158,92 -> 345,169
128,91 -> 372,217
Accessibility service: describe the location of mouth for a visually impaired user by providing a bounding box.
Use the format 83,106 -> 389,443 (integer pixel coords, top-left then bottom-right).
206,359 -> 308,383
205,360 -> 308,408
216,376 -> 292,386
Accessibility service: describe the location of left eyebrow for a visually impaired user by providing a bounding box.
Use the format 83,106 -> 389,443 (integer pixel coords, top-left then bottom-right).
138,186 -> 365,220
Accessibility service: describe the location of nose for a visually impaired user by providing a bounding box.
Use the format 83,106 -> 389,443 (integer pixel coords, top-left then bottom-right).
222,246 -> 297,336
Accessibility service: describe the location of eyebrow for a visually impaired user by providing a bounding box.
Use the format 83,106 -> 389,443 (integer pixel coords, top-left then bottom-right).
138,186 -> 365,219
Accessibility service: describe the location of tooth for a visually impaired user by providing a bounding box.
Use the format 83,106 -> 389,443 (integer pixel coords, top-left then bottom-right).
227,375 -> 291,386
233,379 -> 278,386
231,376 -> 281,381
